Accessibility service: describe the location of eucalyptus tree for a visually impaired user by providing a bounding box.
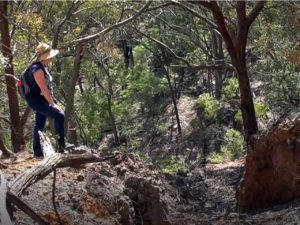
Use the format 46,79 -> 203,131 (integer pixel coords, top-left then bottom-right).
170,1 -> 265,143
200,1 -> 266,142
0,1 -> 24,152
251,2 -> 300,111
64,1 -> 152,138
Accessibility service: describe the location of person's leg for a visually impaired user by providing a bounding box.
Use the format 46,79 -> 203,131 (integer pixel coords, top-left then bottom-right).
33,112 -> 47,157
54,111 -> 65,150
29,101 -> 65,151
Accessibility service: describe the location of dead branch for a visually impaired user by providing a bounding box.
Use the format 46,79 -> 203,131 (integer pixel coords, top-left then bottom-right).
52,169 -> 63,225
75,1 -> 152,43
10,153 -> 115,197
39,131 -> 55,159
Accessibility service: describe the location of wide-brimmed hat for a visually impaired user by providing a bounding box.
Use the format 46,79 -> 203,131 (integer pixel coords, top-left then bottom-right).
36,43 -> 59,61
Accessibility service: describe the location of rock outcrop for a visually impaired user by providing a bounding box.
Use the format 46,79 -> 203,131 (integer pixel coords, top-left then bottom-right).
238,112 -> 300,212
79,153 -> 173,225
124,176 -> 171,225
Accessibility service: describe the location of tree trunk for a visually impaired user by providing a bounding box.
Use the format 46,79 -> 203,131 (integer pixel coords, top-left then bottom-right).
64,45 -> 82,135
68,117 -> 78,145
107,95 -> 120,145
106,68 -> 119,145
205,1 -> 262,142
165,65 -> 181,135
234,57 -> 258,141
211,30 -> 224,100
234,26 -> 258,141
0,1 -> 24,152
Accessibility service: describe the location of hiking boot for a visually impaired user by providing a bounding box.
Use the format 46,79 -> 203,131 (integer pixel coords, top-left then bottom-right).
65,142 -> 75,150
58,142 -> 75,154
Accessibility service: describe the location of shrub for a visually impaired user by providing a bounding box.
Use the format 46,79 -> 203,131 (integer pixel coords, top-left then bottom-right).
234,101 -> 269,125
195,93 -> 220,120
222,77 -> 239,101
255,101 -> 269,118
155,156 -> 187,173
234,110 -> 243,124
208,128 -> 244,163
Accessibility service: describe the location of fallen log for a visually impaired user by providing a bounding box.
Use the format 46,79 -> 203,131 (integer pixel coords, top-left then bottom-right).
1,131 -> 114,224
39,131 -> 55,158
10,153 -> 115,197
0,171 -> 13,225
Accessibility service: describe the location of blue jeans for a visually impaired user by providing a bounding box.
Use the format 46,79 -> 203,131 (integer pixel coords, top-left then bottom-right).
26,96 -> 65,156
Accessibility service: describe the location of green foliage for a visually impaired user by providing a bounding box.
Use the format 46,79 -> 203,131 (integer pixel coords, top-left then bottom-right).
234,101 -> 269,124
155,156 -> 187,173
208,128 -> 244,163
137,152 -> 152,163
3,0 -> 285,166
222,78 -> 239,101
257,59 -> 300,111
234,111 -> 242,124
0,53 -> 8,76
255,101 -> 269,118
115,46 -> 168,140
195,93 -> 220,120
118,46 -> 168,104
76,91 -> 111,146
186,48 -> 207,65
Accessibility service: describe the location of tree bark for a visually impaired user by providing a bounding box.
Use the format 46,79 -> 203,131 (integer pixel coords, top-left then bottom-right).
200,1 -> 265,142
211,29 -> 224,100
160,54 -> 181,135
0,1 -> 24,152
106,68 -> 120,145
233,56 -> 258,139
64,45 -> 82,135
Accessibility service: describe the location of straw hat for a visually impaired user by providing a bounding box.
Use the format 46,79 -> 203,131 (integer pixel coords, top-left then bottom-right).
36,43 -> 59,61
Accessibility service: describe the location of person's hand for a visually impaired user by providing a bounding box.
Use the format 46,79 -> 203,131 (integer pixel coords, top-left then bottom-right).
50,103 -> 62,112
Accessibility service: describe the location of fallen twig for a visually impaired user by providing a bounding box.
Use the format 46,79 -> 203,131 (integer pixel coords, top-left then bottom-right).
52,168 -> 63,225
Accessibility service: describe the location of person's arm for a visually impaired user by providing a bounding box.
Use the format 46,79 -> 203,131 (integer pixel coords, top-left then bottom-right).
33,69 -> 60,110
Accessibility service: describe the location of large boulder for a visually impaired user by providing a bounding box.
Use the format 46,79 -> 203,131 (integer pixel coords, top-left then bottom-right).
124,176 -> 172,225
81,173 -> 135,225
238,111 -> 300,212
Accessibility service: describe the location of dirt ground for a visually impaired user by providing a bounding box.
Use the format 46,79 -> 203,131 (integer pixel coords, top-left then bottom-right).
2,151 -> 300,225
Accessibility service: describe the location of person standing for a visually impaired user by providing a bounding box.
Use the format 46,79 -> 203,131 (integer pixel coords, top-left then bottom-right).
25,43 -> 73,158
